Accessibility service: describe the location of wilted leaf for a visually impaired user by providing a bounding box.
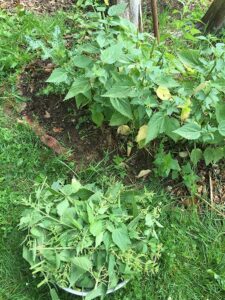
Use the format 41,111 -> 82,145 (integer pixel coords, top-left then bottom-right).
44,111 -> 51,119
53,127 -> 63,133
136,169 -> 151,178
127,142 -> 133,157
117,125 -> 131,136
136,125 -> 148,143
156,86 -> 172,101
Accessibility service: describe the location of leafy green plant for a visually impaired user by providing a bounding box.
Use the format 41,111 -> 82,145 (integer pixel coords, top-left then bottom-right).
19,178 -> 162,299
26,3 -> 225,193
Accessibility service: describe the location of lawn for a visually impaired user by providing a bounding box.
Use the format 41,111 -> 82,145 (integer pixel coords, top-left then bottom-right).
0,1 -> 225,300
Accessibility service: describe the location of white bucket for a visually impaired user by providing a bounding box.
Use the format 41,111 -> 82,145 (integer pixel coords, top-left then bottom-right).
62,280 -> 129,297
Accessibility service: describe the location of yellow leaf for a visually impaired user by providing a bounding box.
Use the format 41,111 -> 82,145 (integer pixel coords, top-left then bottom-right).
136,169 -> 151,178
179,98 -> 192,122
104,0 -> 109,5
156,86 -> 172,101
127,141 -> 133,157
117,125 -> 131,136
136,125 -> 148,143
181,106 -> 191,122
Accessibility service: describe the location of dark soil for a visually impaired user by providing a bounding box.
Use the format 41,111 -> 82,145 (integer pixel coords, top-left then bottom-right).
19,60 -> 118,166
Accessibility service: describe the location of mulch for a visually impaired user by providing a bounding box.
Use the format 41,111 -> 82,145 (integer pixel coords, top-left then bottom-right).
0,0 -> 75,13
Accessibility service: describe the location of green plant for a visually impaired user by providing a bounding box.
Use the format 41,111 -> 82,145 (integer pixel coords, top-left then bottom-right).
19,179 -> 162,299
26,3 -> 225,194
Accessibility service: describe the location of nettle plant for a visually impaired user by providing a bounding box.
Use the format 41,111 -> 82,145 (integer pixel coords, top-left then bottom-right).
19,179 -> 162,299
27,4 -> 225,191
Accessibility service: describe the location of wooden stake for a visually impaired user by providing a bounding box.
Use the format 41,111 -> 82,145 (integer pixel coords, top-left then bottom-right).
151,0 -> 160,43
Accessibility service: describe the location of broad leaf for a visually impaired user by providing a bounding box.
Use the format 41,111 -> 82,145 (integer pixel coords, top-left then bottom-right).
108,3 -> 127,16
65,77 -> 90,100
56,200 -> 69,217
110,99 -> 133,120
215,103 -> 225,123
173,123 -> 201,140
47,68 -> 68,83
190,148 -> 202,166
101,43 -> 123,64
102,82 -> 136,98
112,227 -> 131,252
110,112 -> 129,126
146,112 -> 165,143
73,55 -> 93,68
72,257 -> 92,272
218,121 -> 225,136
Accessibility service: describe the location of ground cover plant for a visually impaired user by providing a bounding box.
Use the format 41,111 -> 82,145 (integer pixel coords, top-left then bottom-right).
0,0 -> 225,300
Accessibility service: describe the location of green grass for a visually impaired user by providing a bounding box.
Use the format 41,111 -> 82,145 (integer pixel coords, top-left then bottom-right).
0,109 -> 224,300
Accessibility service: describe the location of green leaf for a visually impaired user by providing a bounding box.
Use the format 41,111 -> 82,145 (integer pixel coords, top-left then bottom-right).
215,103 -> 225,123
90,220 -> 104,237
91,110 -> 104,127
65,77 -> 90,100
145,214 -> 154,227
108,3 -> 127,16
178,49 -> 202,68
190,148 -> 202,166
101,43 -> 123,64
46,68 -> 67,83
218,121 -> 225,136
110,99 -> 133,120
110,112 -> 129,126
204,147 -> 214,166
69,264 -> 86,287
95,232 -> 104,248
173,123 -> 202,140
204,147 -> 224,165
112,227 -> 131,252
50,288 -> 60,300
164,117 -> 180,142
73,55 -> 93,68
85,284 -> 107,300
72,257 -> 92,272
56,200 -> 69,217
146,112 -> 165,143
102,82 -> 136,98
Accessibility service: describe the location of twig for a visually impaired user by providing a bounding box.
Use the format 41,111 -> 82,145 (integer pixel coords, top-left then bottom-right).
209,171 -> 214,207
195,194 -> 225,218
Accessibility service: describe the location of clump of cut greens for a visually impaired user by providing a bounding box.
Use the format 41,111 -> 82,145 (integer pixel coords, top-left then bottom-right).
19,179 -> 162,298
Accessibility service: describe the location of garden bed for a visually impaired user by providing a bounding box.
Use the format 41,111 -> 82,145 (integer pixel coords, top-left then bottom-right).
16,60 -> 225,209
18,60 -> 152,179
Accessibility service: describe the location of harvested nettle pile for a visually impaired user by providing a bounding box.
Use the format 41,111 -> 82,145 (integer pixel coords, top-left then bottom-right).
19,2 -> 225,208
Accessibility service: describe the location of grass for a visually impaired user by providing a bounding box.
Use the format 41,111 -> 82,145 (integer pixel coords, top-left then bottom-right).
0,3 -> 224,300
